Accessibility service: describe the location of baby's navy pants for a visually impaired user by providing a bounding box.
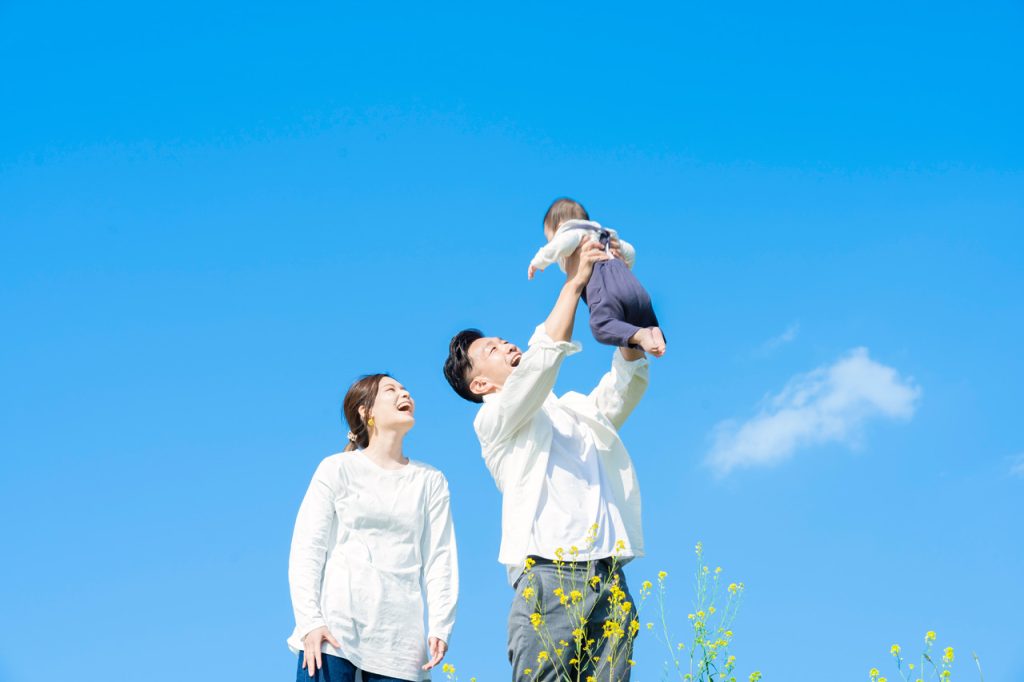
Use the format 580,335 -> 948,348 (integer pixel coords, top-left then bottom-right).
583,256 -> 662,348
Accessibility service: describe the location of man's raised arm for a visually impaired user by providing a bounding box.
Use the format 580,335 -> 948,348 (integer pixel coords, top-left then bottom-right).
476,241 -> 611,448
544,239 -> 609,341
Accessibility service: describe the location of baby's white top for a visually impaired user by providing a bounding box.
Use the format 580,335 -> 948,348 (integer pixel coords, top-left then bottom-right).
530,219 -> 637,273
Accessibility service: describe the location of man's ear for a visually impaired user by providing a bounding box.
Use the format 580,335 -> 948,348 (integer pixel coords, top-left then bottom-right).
470,375 -> 495,398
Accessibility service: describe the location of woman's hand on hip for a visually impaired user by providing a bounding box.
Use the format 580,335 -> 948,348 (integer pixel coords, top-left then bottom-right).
302,626 -> 341,678
421,636 -> 448,671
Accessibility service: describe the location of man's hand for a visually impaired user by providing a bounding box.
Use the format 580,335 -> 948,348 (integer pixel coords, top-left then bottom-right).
302,626 -> 341,678
607,235 -> 624,261
569,239 -> 612,290
545,240 -> 611,342
422,636 -> 448,671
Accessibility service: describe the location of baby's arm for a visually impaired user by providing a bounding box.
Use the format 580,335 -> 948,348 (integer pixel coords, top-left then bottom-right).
528,230 -> 586,279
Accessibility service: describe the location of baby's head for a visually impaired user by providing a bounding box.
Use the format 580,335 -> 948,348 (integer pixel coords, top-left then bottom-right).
543,197 -> 589,241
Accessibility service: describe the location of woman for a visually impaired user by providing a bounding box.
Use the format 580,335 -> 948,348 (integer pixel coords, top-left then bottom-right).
287,374 -> 458,681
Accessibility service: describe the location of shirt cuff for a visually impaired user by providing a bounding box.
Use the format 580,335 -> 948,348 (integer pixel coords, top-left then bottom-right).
428,627 -> 453,645
528,323 -> 582,355
299,619 -> 327,641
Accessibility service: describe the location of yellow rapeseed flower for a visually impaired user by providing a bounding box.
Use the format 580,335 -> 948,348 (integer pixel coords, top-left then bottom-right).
442,663 -> 455,674
749,672 -> 762,682
908,664 -> 915,671
628,660 -> 636,666
695,541 -> 703,555
708,606 -> 716,615
525,557 -> 536,570
570,590 -> 583,603
603,620 -> 623,639
943,647 -> 954,663
523,587 -> 535,601
615,539 -> 626,552
925,630 -> 937,644
891,644 -> 901,657
646,622 -> 654,630
878,678 -> 888,682
537,651 -> 549,663
941,673 -> 950,680
642,580 -> 653,591
658,570 -> 668,580
589,575 -> 601,588
586,676 -> 596,682
869,668 -> 879,678
715,566 -> 722,574
523,669 -> 532,676
728,583 -> 738,594
725,630 -> 733,638
530,612 -> 542,630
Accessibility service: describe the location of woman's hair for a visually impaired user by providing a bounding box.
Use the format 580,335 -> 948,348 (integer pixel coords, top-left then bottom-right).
543,197 -> 589,235
342,373 -> 391,451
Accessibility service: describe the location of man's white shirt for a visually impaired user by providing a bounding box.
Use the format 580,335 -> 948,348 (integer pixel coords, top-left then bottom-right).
473,324 -> 649,584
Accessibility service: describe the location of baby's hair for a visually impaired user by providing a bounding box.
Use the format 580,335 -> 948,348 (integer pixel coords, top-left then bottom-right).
543,197 -> 589,236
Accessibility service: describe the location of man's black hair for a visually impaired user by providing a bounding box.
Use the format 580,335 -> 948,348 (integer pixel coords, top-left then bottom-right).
443,329 -> 485,404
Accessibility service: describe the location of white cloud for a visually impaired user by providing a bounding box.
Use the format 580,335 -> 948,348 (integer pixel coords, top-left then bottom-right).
707,347 -> 921,476
760,322 -> 800,353
1009,454 -> 1024,477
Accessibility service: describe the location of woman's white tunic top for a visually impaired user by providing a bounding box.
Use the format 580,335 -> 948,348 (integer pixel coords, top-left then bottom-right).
287,452 -> 458,681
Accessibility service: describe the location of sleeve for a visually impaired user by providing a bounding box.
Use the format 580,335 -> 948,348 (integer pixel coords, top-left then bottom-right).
587,350 -> 650,430
287,459 -> 336,640
474,324 -> 582,447
530,229 -> 586,271
422,473 -> 459,644
617,238 -> 637,269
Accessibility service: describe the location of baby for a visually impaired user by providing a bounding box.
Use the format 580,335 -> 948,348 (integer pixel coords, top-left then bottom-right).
528,197 -> 666,357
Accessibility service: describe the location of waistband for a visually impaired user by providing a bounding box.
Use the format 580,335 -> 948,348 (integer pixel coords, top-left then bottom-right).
526,555 -> 619,571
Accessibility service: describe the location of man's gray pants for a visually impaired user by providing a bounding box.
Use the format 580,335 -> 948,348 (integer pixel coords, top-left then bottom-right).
508,558 -> 635,682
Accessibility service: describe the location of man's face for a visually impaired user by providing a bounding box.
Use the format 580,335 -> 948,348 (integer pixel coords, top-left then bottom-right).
467,336 -> 522,398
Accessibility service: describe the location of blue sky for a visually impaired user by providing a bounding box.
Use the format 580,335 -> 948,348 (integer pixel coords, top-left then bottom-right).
1,2 -> 1022,681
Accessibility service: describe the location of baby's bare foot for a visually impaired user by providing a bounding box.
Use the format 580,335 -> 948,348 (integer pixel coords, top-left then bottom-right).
630,327 -> 666,357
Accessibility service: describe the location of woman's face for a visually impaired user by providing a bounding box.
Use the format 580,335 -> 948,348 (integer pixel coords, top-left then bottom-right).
367,376 -> 415,433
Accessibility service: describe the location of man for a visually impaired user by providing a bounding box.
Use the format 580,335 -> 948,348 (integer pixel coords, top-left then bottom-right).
443,240 -> 649,681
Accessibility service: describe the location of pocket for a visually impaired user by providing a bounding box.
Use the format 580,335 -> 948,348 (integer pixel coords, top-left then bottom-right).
510,565 -> 543,614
